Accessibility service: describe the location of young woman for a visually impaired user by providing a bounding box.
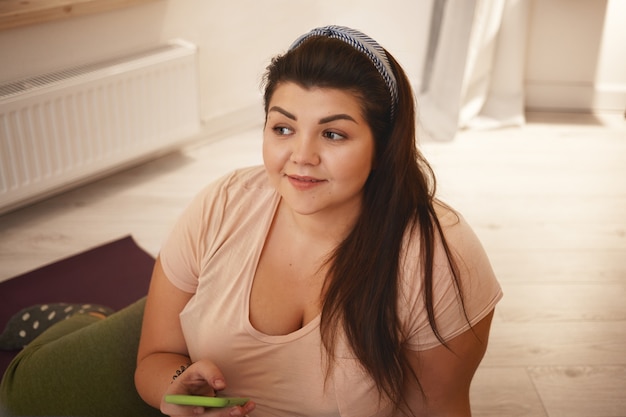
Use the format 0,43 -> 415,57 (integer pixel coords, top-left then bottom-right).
135,26 -> 502,417
0,26 -> 501,417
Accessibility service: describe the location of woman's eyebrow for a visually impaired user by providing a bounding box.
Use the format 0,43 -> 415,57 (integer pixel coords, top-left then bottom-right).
268,106 -> 296,120
269,106 -> 357,124
319,114 -> 357,124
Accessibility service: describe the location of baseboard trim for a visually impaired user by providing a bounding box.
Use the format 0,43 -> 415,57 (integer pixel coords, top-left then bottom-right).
195,103 -> 264,145
525,82 -> 625,113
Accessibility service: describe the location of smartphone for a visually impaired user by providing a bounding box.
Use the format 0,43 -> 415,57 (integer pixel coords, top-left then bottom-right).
165,394 -> 249,408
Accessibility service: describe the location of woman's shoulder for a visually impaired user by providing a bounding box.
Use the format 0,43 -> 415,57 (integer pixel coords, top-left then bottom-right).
432,199 -> 461,228
432,200 -> 485,255
216,165 -> 269,189
399,202 -> 492,293
399,200 -> 502,350
194,166 -> 272,201
177,166 -> 275,233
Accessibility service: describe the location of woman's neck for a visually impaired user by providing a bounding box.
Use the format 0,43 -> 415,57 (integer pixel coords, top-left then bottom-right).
278,198 -> 359,247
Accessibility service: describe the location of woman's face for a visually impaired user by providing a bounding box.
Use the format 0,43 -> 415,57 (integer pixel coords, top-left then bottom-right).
263,82 -> 375,220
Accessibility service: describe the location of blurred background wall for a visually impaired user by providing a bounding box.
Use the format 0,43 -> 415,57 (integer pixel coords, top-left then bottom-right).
0,0 -> 624,139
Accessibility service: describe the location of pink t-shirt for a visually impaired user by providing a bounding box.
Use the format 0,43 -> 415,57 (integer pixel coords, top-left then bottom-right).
160,166 -> 502,417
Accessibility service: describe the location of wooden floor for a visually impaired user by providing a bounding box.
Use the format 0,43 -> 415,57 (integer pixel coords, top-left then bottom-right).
0,111 -> 624,416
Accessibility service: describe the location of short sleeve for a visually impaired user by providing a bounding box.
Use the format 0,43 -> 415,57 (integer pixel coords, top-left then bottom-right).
159,172 -> 235,293
400,208 -> 503,351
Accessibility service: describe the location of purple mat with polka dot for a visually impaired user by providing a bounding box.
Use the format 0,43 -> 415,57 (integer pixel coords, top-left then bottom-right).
0,235 -> 154,374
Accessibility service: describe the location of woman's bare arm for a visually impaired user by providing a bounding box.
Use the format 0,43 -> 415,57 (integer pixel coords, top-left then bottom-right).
135,256 -> 194,408
403,310 -> 495,416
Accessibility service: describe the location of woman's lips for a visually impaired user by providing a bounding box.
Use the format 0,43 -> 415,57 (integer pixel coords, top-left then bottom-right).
286,174 -> 326,190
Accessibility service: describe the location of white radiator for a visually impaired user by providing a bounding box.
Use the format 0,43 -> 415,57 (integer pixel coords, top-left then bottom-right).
0,39 -> 201,215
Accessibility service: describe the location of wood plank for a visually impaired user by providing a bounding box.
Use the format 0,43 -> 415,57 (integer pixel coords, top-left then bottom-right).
489,249 -> 626,284
442,195 -> 626,225
528,366 -> 626,417
483,320 -> 626,367
471,367 -> 548,417
497,283 -> 626,322
475,224 -> 626,252
0,0 -> 160,31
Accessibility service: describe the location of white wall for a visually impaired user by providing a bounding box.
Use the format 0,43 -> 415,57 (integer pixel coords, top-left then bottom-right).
525,0 -> 626,112
0,0 -> 432,136
157,0 -> 433,129
0,0 -> 623,138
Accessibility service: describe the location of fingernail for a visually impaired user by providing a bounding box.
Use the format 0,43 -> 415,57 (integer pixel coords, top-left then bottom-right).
214,378 -> 225,389
229,408 -> 242,416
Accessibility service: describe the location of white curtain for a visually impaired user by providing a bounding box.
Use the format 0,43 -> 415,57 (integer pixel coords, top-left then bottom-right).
418,0 -> 530,141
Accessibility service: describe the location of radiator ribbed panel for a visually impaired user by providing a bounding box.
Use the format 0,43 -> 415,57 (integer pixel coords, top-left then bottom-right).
0,40 -> 200,214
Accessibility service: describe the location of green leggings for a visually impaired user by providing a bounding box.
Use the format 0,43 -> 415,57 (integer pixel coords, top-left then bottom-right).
0,298 -> 163,417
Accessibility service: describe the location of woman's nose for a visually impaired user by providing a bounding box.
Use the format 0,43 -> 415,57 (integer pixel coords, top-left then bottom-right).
290,134 -> 320,165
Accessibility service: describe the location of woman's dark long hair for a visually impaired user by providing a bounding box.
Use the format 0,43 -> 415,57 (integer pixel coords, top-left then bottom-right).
263,36 -> 463,412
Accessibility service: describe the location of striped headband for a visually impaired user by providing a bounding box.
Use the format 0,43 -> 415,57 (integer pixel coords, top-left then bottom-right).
289,25 -> 399,118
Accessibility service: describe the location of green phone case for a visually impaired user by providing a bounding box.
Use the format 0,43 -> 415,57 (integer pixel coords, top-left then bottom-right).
165,394 -> 249,407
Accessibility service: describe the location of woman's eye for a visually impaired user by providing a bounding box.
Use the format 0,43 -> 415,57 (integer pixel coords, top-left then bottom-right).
273,126 -> 293,136
323,131 -> 345,141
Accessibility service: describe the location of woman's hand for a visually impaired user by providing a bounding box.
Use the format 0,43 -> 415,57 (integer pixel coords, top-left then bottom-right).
160,360 -> 256,417
136,258 -> 255,416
